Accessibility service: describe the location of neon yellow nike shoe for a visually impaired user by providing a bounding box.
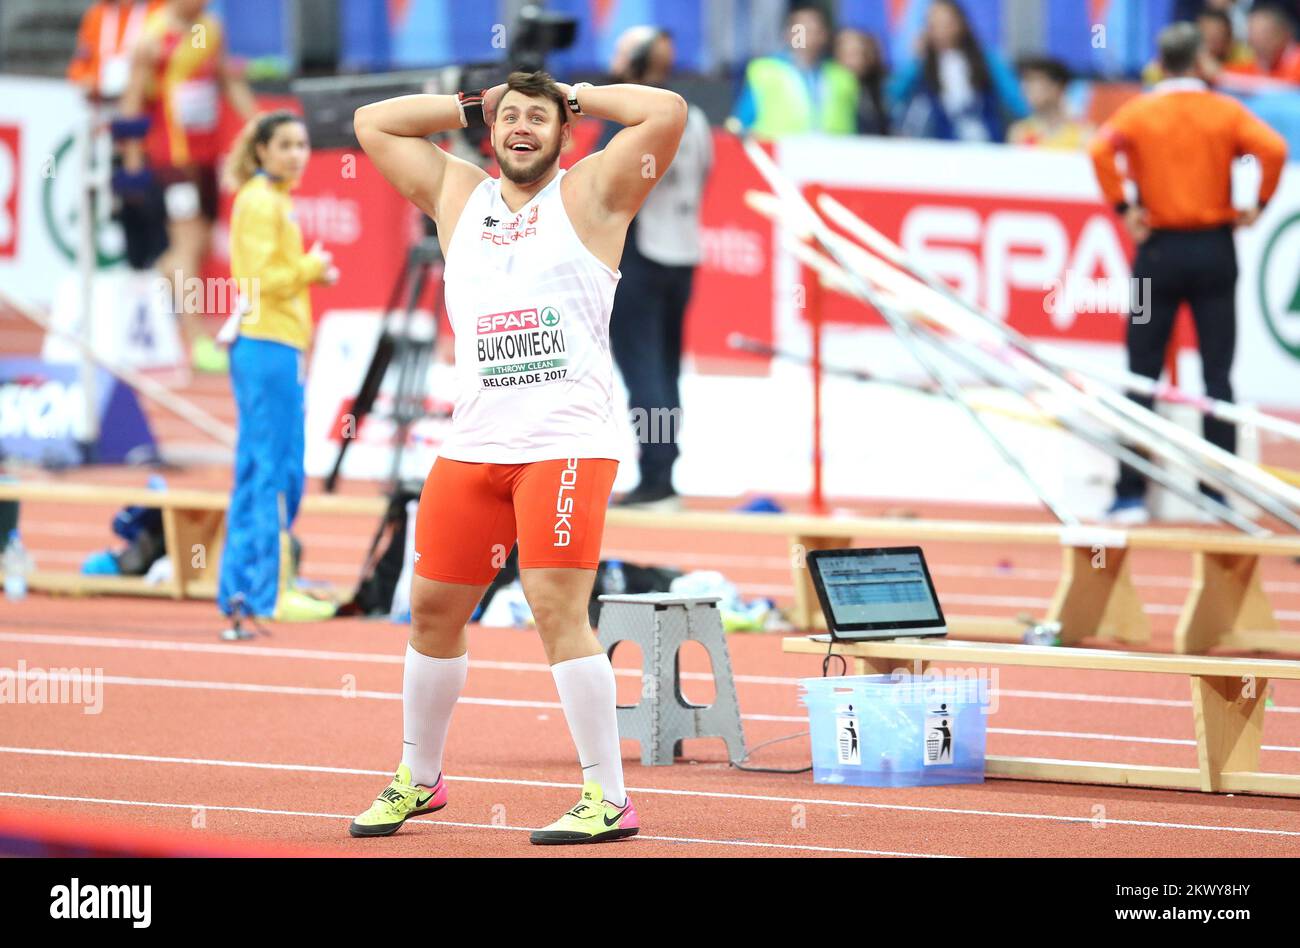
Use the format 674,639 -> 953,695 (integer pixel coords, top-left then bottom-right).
349,764 -> 447,838
529,781 -> 639,845
191,335 -> 229,374
273,588 -> 336,622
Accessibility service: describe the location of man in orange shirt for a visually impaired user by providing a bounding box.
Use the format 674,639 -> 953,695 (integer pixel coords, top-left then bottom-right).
1089,22 -> 1288,523
68,0 -> 161,101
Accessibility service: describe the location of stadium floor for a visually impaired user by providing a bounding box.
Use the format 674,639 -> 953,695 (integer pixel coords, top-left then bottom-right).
4,307 -> 1300,857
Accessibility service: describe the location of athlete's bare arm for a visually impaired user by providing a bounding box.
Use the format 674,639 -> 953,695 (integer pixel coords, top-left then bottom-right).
219,54 -> 257,122
117,36 -> 159,174
560,83 -> 688,264
353,94 -> 488,248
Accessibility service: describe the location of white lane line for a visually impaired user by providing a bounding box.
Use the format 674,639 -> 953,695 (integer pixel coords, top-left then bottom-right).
3,747 -> 1297,839
13,669 -> 1300,750
0,790 -> 950,857
16,668 -> 1300,751
0,668 -> 558,708
0,631 -> 787,685
3,632 -> 1299,722
21,520 -> 1300,597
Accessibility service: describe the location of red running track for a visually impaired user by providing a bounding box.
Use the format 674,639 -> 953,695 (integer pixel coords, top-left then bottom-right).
3,582 -> 1300,858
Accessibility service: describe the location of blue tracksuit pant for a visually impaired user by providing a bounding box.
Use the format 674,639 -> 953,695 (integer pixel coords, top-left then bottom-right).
217,336 -> 305,617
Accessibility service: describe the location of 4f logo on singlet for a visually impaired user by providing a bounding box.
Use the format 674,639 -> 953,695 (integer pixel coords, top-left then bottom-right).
480,203 -> 540,246
475,307 -> 569,389
553,458 -> 580,547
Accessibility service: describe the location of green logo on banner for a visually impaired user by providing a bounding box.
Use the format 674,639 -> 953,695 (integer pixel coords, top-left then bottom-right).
540,307 -> 561,327
1257,211 -> 1300,361
42,132 -> 123,268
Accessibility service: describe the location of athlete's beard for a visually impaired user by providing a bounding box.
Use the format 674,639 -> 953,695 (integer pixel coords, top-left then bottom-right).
496,137 -> 562,185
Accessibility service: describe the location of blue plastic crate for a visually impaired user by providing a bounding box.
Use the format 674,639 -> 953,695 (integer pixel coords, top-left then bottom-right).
800,674 -> 988,788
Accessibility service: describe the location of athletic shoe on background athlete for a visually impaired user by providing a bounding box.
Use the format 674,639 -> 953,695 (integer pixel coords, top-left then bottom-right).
529,781 -> 639,845
191,335 -> 230,374
349,764 -> 447,837
273,587 -> 337,622
614,483 -> 682,512
1103,496 -> 1150,525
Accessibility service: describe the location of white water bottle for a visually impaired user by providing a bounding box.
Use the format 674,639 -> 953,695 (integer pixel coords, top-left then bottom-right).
3,529 -> 31,601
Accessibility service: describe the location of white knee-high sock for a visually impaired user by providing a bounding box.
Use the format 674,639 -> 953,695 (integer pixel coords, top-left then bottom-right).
551,653 -> 626,805
400,644 -> 467,787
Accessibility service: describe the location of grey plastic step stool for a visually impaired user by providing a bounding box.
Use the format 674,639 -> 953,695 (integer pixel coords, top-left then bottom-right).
597,593 -> 746,766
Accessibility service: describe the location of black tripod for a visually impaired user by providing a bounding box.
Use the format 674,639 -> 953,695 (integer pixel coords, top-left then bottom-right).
325,219 -> 446,493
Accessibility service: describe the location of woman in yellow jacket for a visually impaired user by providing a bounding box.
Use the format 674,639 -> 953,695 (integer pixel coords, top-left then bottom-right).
218,111 -> 337,629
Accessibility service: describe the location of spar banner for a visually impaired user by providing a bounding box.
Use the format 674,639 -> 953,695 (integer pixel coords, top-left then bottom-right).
712,134 -> 1300,409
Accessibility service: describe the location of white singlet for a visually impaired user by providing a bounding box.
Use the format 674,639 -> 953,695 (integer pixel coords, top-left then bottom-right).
438,169 -> 624,463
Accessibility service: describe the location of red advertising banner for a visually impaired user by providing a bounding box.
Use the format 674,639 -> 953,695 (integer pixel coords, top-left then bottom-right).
0,125 -> 19,260
817,185 -> 1142,344
683,131 -> 774,371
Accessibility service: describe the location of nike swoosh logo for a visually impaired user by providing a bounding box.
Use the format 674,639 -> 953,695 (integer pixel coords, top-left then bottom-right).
416,792 -> 436,808
603,805 -> 628,827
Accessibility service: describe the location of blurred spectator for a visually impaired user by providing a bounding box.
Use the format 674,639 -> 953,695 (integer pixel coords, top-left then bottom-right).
834,28 -> 891,135
1173,0 -> 1247,30
68,0 -> 161,101
117,0 -> 257,374
1147,9 -> 1253,85
731,4 -> 860,140
601,28 -> 714,509
889,0 -> 1028,143
1222,3 -> 1300,86
69,1 -> 169,274
1008,57 -> 1091,150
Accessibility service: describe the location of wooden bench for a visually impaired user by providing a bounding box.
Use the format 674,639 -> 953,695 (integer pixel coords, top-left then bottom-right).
783,635 -> 1300,796
0,482 -> 386,602
2,480 -> 1298,655
610,510 -> 1300,656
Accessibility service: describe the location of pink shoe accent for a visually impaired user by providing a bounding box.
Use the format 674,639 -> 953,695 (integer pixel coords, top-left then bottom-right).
418,776 -> 449,810
616,799 -> 639,829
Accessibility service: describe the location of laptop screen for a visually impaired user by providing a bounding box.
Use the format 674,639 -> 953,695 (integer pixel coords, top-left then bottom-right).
808,547 -> 946,639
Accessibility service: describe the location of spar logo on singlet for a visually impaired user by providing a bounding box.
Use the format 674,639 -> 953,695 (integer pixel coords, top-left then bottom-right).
475,306 -> 568,388
481,203 -> 540,246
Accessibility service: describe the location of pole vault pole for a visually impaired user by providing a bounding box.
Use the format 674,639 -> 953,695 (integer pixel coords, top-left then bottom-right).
814,192 -> 1300,515
741,139 -> 1080,526
753,207 -> 1268,535
813,227 -> 1300,530
3,289 -> 237,447
804,186 -> 827,514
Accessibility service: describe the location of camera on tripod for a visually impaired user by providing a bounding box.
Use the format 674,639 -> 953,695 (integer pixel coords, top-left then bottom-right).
293,4 -> 577,154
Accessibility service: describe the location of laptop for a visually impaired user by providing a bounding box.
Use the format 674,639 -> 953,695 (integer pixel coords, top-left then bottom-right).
806,546 -> 948,642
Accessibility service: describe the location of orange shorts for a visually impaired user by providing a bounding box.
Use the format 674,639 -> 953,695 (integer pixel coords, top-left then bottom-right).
412,457 -> 619,585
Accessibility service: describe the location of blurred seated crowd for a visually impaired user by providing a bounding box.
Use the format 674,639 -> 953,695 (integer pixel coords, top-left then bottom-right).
732,0 -> 1300,149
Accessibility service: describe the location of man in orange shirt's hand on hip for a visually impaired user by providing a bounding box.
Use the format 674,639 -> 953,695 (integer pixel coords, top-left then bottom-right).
1089,22 -> 1288,524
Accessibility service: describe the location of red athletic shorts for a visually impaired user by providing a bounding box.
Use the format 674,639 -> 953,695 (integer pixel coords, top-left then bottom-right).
412,457 -> 619,585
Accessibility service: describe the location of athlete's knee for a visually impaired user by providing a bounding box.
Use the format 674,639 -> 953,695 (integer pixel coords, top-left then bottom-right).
408,610 -> 467,658
408,578 -> 480,656
527,590 -> 590,640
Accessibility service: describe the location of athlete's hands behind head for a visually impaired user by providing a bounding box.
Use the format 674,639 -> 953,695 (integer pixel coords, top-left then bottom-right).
480,83 -> 507,128
482,80 -> 582,128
